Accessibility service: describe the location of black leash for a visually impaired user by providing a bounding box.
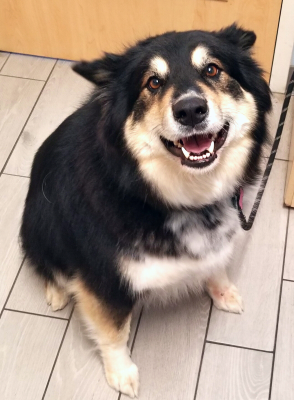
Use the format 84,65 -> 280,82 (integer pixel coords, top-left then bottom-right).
234,71 -> 294,231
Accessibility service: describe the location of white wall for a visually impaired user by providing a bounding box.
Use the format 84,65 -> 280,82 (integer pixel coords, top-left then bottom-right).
270,0 -> 294,93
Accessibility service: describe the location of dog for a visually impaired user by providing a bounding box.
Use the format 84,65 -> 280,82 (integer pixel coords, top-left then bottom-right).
21,24 -> 271,398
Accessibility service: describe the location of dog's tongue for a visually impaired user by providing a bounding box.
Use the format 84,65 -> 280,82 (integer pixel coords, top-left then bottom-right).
182,135 -> 211,154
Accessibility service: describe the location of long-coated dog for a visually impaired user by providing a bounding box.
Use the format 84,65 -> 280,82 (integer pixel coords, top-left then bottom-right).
21,24 -> 271,397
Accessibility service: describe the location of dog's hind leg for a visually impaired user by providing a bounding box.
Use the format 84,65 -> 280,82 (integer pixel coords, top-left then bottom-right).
45,275 -> 70,311
206,268 -> 244,314
70,277 -> 139,398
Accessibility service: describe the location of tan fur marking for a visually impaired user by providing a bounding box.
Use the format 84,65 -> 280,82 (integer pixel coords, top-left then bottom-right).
69,278 -> 139,397
197,81 -> 221,108
150,56 -> 169,77
70,278 -> 131,343
191,46 -> 209,68
95,70 -> 110,83
125,87 -> 174,162
141,57 -> 170,88
201,68 -> 229,92
191,47 -> 224,73
147,86 -> 174,124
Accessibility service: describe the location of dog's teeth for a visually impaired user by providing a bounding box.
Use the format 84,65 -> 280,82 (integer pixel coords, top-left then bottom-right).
208,141 -> 214,154
202,154 -> 206,159
174,140 -> 182,148
206,152 -> 210,158
182,147 -> 190,158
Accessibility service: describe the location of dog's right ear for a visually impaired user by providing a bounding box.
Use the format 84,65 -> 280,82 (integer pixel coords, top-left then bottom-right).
72,53 -> 122,86
217,24 -> 256,51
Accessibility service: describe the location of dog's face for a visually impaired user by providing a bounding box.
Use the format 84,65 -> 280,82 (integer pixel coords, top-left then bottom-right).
74,25 -> 271,207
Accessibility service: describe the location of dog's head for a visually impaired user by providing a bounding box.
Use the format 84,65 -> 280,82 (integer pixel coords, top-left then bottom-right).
74,24 -> 271,207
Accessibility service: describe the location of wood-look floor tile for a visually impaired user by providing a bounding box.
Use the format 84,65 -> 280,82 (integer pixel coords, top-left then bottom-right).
121,295 -> 210,400
7,259 -> 73,319
208,161 -> 288,350
0,175 -> 28,311
0,310 -> 67,400
0,76 -> 44,170
0,52 -> 10,70
196,343 -> 272,400
271,281 -> 294,399
1,53 -> 56,80
5,60 -> 92,176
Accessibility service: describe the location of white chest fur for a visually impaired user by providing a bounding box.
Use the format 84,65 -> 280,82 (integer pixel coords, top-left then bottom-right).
120,202 -> 240,299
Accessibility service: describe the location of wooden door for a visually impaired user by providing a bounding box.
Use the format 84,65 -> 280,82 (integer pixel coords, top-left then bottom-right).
0,0 -> 282,78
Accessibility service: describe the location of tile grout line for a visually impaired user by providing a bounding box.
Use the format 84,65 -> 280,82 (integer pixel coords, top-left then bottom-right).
2,172 -> 29,179
117,306 -> 144,400
205,340 -> 273,354
0,256 -> 26,319
268,207 -> 290,400
283,278 -> 294,283
0,73 -> 47,82
193,301 -> 213,400
130,306 -> 144,353
4,308 -> 70,321
0,59 -> 58,175
42,306 -> 75,400
263,157 -> 289,162
273,157 -> 290,162
0,53 -> 11,73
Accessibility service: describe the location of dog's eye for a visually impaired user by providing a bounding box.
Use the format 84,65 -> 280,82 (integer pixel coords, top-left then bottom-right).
205,64 -> 220,78
147,77 -> 162,91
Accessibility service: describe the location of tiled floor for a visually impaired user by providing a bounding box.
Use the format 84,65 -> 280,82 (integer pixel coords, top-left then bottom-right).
0,52 -> 293,400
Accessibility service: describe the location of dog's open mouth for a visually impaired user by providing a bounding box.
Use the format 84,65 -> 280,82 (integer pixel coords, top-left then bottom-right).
161,123 -> 229,168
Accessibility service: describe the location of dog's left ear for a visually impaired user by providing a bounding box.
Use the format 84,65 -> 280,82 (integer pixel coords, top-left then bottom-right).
72,53 -> 122,86
218,23 -> 256,51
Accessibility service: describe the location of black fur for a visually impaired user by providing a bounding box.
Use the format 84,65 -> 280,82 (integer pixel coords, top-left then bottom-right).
21,25 -> 271,323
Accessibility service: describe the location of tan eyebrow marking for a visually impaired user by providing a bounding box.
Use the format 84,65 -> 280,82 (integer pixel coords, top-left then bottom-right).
191,46 -> 210,69
142,56 -> 170,87
191,46 -> 224,75
150,56 -> 169,77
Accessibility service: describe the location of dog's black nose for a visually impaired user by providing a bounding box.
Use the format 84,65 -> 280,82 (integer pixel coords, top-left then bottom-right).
172,97 -> 208,126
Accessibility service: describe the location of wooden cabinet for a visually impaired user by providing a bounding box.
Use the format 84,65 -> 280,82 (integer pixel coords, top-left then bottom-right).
285,108 -> 294,207
0,0 -> 282,79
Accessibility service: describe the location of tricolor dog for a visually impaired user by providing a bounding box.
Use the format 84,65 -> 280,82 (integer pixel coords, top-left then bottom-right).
21,24 -> 271,397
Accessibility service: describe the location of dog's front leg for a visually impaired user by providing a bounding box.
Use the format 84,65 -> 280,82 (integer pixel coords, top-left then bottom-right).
206,268 -> 244,314
71,278 -> 139,398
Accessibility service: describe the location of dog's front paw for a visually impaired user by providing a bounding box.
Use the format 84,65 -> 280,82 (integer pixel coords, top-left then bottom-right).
105,362 -> 139,398
46,282 -> 69,311
209,284 -> 244,314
